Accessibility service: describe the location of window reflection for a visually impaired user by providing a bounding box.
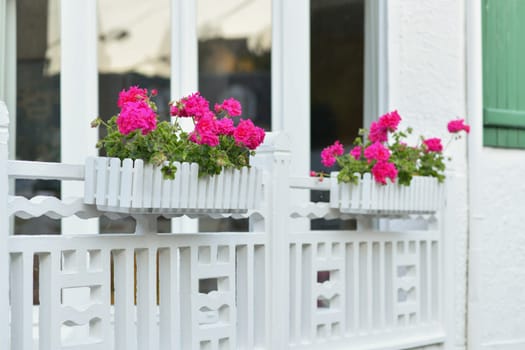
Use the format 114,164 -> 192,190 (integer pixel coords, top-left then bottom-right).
310,0 -> 364,230
197,0 -> 271,232
15,0 -> 61,234
97,0 -> 171,233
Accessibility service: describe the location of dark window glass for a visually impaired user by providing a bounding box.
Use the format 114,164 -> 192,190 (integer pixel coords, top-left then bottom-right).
97,0 -> 171,233
197,0 -> 272,232
310,0 -> 364,230
15,0 -> 61,234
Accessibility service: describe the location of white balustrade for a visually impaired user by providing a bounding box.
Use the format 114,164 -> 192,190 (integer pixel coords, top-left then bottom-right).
0,104 -> 446,349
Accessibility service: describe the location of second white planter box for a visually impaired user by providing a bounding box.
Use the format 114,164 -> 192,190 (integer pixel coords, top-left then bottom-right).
84,157 -> 263,214
329,172 -> 443,215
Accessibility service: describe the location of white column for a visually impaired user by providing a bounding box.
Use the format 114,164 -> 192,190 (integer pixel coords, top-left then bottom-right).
272,0 -> 310,176
364,0 -> 389,126
0,102 -> 10,346
466,1 -> 483,349
60,0 -> 99,234
170,0 -> 198,233
272,0 -> 310,232
251,132 -> 292,349
0,0 -> 16,162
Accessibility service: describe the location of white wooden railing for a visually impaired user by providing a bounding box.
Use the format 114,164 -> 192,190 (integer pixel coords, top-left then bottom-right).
0,102 -> 446,349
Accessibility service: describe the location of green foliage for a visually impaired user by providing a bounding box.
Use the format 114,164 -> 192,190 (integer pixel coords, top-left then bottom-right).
93,116 -> 252,179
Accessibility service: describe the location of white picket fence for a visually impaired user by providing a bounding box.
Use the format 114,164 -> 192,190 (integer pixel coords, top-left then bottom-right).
0,102 -> 446,349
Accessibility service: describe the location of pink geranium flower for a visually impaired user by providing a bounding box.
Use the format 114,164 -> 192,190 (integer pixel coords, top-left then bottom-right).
379,110 -> 401,131
117,86 -> 148,108
216,118 -> 235,136
189,115 -> 219,147
423,138 -> 443,152
233,119 -> 266,150
368,121 -> 388,143
371,161 -> 398,185
116,100 -> 157,135
215,98 -> 242,117
349,145 -> 362,160
321,140 -> 344,167
364,142 -> 391,163
170,92 -> 211,121
447,119 -> 470,133
369,110 -> 402,142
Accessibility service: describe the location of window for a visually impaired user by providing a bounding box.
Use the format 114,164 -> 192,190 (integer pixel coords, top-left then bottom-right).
482,0 -> 525,148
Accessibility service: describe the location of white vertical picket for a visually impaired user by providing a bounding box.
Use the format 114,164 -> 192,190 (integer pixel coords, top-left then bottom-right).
132,160 -> 145,209
170,162 -> 182,209
151,164 -> 163,209
84,157 -> 96,204
159,247 -> 180,350
179,247 -> 193,349
253,245 -> 266,347
238,167 -> 249,209
120,159 -> 133,209
231,170 -> 240,209
197,176 -> 207,209
9,252 -> 33,350
142,165 -> 154,209
136,248 -> 158,350
179,163 -> 190,209
222,169 -> 233,209
95,157 -> 109,206
188,163 -> 199,208
108,158 -> 121,207
160,170 -> 172,209
38,252 -> 61,350
214,170 -> 225,209
113,249 -> 137,350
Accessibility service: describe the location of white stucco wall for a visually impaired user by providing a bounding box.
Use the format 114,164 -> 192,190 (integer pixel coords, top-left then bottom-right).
386,1 -> 468,350
389,1 -> 525,350
466,1 -> 525,349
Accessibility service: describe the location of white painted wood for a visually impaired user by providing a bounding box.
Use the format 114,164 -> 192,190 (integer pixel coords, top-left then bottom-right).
364,0 -> 390,126
330,172 -> 443,215
113,249 -> 137,350
9,252 -> 33,350
38,252 -> 61,350
0,101 -> 9,347
85,157 -> 263,214
136,248 -> 158,350
7,160 -> 85,180
159,247 -> 180,350
61,0 -> 98,235
1,130 -> 447,349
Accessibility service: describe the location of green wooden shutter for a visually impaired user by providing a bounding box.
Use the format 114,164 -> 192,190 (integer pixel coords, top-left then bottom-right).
483,0 -> 525,148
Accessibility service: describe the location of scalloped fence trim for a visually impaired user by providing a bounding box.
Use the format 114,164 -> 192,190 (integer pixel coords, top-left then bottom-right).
329,172 -> 443,215
84,157 -> 263,214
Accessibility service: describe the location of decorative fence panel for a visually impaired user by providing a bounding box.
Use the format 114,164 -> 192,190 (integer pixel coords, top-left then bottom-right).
0,104 -> 446,349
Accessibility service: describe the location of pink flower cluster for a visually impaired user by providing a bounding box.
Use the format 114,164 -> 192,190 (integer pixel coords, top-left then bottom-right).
215,98 -> 242,117
172,93 -> 265,149
371,161 -> 398,185
319,111 -> 472,185
369,110 -> 401,142
447,119 -> 470,133
117,86 -> 148,108
116,86 -> 157,135
170,92 -> 213,121
321,140 -> 344,167
423,138 -> 443,153
364,142 -> 391,163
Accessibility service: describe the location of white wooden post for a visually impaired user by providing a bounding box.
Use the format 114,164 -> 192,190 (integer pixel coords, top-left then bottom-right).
272,0 -> 310,233
251,132 -> 291,349
0,101 -> 9,347
170,0 -> 199,234
61,0 -> 99,234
